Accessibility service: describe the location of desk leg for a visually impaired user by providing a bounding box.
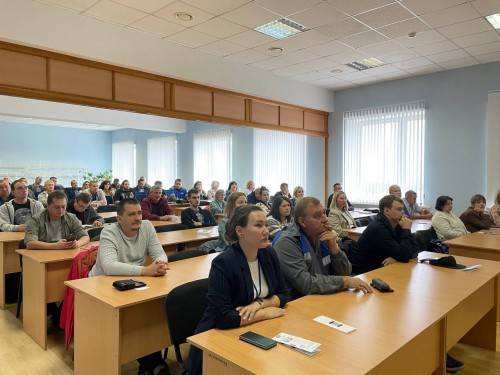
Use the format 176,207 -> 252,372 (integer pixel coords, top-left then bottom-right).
74,291 -> 121,375
0,242 -> 22,310
22,256 -> 47,349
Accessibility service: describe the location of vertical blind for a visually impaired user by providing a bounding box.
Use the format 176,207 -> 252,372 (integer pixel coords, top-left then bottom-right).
343,101 -> 426,204
112,141 -> 135,183
193,129 -> 231,188
147,136 -> 177,186
253,129 -> 306,195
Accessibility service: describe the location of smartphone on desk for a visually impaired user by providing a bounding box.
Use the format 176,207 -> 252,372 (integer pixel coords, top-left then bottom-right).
239,331 -> 277,350
66,233 -> 77,241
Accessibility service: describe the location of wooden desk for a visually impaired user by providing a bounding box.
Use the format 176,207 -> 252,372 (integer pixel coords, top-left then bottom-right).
16,243 -> 98,349
66,253 -> 218,375
0,231 -> 24,309
100,211 -> 117,219
156,226 -> 218,251
150,220 -> 179,228
350,210 -> 377,219
345,220 -> 432,241
173,206 -> 189,217
189,252 -> 500,375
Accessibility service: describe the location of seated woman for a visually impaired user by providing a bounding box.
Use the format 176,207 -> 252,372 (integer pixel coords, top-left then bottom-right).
328,191 -> 357,238
81,181 -> 90,193
99,180 -> 115,205
214,192 -> 247,252
459,194 -> 493,233
490,189 -> 500,226
209,189 -> 226,216
193,181 -> 208,200
256,187 -> 271,214
113,180 -> 135,203
266,196 -> 293,240
432,195 -> 468,240
224,181 -> 238,201
291,186 -> 304,208
206,180 -> 219,200
187,205 -> 288,375
243,180 -> 255,196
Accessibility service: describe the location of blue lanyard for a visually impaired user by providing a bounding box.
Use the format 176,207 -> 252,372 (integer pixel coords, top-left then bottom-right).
252,260 -> 262,298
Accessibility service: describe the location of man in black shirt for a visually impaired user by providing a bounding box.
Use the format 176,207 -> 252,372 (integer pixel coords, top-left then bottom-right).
181,189 -> 217,229
67,193 -> 104,227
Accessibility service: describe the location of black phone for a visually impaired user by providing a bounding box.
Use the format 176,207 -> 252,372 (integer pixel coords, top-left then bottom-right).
66,233 -> 77,241
239,331 -> 277,350
370,278 -> 394,293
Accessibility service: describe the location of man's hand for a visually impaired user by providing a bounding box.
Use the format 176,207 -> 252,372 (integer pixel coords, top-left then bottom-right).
319,225 -> 340,254
93,221 -> 103,227
399,215 -> 412,230
17,224 -> 27,232
160,215 -> 173,221
193,221 -> 202,227
343,276 -> 373,293
142,259 -> 169,277
56,239 -> 77,249
382,257 -> 397,267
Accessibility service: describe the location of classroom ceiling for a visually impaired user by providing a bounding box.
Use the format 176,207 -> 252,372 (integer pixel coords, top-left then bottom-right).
32,0 -> 500,91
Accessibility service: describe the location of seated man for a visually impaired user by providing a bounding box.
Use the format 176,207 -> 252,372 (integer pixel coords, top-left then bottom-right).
50,176 -> 65,191
388,184 -> 402,198
29,176 -> 44,199
140,185 -> 175,221
246,187 -> 261,205
87,181 -> 107,208
181,189 -> 217,229
274,197 -> 372,301
350,195 -> 418,274
67,193 -> 104,227
402,190 -> 432,219
0,178 -> 13,206
24,190 -> 89,250
89,198 -> 169,375
274,182 -> 291,198
64,180 -> 81,202
166,178 -> 188,202
37,179 -> 55,207
0,179 -> 44,232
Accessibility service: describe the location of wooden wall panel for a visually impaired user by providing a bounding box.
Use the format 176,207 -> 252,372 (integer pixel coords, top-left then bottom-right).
280,106 -> 303,129
304,111 -> 326,132
114,73 -> 165,108
49,60 -> 113,100
173,85 -> 212,116
0,50 -> 46,90
213,92 -> 245,121
251,100 -> 279,125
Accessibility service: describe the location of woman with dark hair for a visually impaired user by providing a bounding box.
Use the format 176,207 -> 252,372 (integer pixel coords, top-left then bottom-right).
431,195 -> 468,240
266,196 -> 293,240
193,181 -> 208,200
224,181 -> 238,201
113,179 -> 135,203
99,180 -> 115,204
256,187 -> 271,214
459,194 -> 493,233
187,205 -> 288,375
491,189 -> 500,226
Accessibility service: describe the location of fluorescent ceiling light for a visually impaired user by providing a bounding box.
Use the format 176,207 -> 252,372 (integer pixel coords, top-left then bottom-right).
346,58 -> 385,71
254,18 -> 308,39
485,13 -> 500,29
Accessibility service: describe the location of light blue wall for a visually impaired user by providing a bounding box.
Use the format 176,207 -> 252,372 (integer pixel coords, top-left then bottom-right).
0,122 -> 110,186
329,60 -> 500,214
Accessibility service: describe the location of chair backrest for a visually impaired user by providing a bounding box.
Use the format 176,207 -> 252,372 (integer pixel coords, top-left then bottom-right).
87,227 -> 104,241
414,227 -> 437,257
355,218 -> 371,227
97,204 -> 117,213
104,216 -> 118,223
168,250 -> 207,262
155,223 -> 188,233
134,192 -> 147,202
165,278 -> 209,346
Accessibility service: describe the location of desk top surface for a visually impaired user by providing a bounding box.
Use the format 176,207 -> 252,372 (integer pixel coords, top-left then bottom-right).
156,226 -> 218,245
16,242 -> 99,263
0,231 -> 25,243
345,219 -> 432,236
444,229 -> 500,250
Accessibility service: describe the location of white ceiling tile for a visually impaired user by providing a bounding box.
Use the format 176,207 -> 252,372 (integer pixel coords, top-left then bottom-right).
309,76 -> 346,86
403,64 -> 444,75
130,15 -> 185,37
318,66 -> 359,76
304,40 -> 353,57
290,2 -> 347,29
112,0 -> 176,13
363,64 -> 403,76
316,18 -> 369,39
280,50 -> 321,64
359,40 -> 408,57
472,0 -> 500,17
382,50 -> 420,63
401,0 -> 468,16
220,2 -> 280,28
426,49 -> 471,63
465,41 -> 500,55
453,31 -> 500,48
420,3 -> 481,28
84,0 -> 147,25
253,30 -> 330,55
272,64 -> 310,76
325,0 -> 393,16
167,28 -> 218,47
254,0 -> 323,17
355,3 -> 415,29
475,51 -> 500,63
377,18 -> 430,39
339,31 -> 389,49
331,82 -> 359,90
336,71 -> 371,81
349,76 -> 383,85
392,57 -> 434,69
251,57 -> 293,70
437,57 -> 480,69
395,30 -> 447,47
327,50 -> 371,64
437,18 -> 492,39
411,40 -> 460,56
375,70 -> 413,79
225,30 -> 275,48
181,0 -> 252,16
199,39 -> 247,56
34,0 -> 99,12
292,71 -> 330,82
193,17 -> 247,38
299,58 -> 340,70
226,49 -> 270,63
154,1 -> 214,27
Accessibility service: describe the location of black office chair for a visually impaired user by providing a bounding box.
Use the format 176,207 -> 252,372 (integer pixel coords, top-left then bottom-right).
97,204 -> 117,213
87,227 -> 104,241
164,278 -> 209,371
167,250 -> 207,263
355,218 -> 371,227
105,216 -> 117,223
155,223 -> 188,233
16,240 -> 26,318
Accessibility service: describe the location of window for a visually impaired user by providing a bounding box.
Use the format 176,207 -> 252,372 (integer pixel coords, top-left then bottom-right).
147,136 -> 177,186
343,101 -> 425,204
193,129 -> 231,188
253,129 -> 306,195
112,141 -> 135,183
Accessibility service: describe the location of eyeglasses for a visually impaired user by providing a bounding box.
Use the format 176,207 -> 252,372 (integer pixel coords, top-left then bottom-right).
76,202 -> 89,210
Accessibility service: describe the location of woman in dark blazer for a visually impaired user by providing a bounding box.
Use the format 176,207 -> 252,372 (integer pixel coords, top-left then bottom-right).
187,205 -> 288,374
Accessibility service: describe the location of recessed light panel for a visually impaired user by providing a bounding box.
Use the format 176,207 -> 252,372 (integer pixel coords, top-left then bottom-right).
254,18 -> 308,39
485,13 -> 500,29
346,57 -> 385,71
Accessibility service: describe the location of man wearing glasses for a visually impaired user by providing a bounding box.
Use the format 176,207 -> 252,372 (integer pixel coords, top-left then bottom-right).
67,192 -> 104,227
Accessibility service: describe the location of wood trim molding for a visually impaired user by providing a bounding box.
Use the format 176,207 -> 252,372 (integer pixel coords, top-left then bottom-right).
0,41 -> 329,137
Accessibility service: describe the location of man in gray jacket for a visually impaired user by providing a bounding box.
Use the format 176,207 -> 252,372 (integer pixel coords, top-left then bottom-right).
274,197 -> 372,300
0,179 -> 44,232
